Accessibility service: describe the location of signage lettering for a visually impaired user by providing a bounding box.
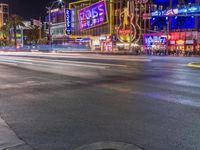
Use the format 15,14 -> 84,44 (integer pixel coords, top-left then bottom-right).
144,35 -> 167,47
65,9 -> 72,35
79,1 -> 107,29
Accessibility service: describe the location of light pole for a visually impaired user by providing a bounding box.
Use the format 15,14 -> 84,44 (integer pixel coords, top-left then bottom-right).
20,27 -> 24,47
129,0 -> 133,52
46,0 -> 64,45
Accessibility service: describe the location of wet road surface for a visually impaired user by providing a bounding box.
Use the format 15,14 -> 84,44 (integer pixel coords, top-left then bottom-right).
0,53 -> 200,150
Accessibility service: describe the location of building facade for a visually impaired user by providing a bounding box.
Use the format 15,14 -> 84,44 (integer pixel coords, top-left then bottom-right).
67,0 -> 149,51
144,0 -> 200,53
45,0 -> 200,53
45,8 -> 67,44
0,3 -> 9,28
45,8 -> 66,44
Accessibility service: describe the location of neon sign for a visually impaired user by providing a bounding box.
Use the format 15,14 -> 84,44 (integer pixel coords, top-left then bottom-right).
144,34 -> 167,47
117,6 -> 136,43
65,9 -> 72,35
151,5 -> 200,16
118,29 -> 131,35
164,9 -> 178,16
79,1 -> 108,29
176,40 -> 184,45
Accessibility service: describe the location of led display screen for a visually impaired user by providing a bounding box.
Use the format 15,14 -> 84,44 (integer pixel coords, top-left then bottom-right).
78,1 -> 108,29
153,0 -> 169,3
144,34 -> 167,47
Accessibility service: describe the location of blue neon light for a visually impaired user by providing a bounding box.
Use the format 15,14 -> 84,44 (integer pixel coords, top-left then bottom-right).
151,5 -> 200,16
171,16 -> 195,29
65,9 -> 72,35
198,16 -> 200,28
153,0 -> 169,3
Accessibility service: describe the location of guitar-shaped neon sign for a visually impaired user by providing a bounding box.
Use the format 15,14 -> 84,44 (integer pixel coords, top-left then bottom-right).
117,1 -> 136,43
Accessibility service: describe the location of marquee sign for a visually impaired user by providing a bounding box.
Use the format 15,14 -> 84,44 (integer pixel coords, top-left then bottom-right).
135,0 -> 148,4
78,1 -> 108,30
65,9 -> 72,35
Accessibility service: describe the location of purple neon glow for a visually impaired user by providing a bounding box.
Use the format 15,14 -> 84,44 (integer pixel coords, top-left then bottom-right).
79,1 -> 107,29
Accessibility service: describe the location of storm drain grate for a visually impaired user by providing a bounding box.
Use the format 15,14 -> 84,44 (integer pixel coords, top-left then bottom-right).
74,142 -> 143,150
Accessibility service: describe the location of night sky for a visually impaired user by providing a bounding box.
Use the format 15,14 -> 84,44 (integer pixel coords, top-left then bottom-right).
0,0 -> 71,20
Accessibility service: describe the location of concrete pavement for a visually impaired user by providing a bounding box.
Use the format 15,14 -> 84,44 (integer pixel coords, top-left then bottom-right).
0,116 -> 32,150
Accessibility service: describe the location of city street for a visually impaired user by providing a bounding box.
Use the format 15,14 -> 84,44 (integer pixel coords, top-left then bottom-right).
0,53 -> 200,150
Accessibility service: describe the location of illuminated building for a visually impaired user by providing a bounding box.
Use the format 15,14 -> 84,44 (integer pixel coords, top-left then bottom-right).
67,0 -> 113,51
67,0 -> 149,51
44,0 -> 149,51
45,8 -> 67,44
144,0 -> 200,52
0,3 -> 9,28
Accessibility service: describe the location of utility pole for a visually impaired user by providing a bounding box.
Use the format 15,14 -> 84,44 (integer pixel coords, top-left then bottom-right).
21,27 -> 24,47
167,21 -> 169,54
129,0 -> 132,52
39,17 -> 42,42
48,7 -> 51,45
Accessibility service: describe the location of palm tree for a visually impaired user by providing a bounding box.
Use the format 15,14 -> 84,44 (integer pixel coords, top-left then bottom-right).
7,14 -> 24,47
0,25 -> 9,45
23,25 -> 40,44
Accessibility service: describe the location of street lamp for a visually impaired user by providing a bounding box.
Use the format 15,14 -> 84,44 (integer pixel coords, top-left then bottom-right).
46,0 -> 64,45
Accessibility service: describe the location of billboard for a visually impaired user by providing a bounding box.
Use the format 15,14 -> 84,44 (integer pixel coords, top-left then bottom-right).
144,34 -> 167,48
65,9 -> 72,35
78,1 -> 108,30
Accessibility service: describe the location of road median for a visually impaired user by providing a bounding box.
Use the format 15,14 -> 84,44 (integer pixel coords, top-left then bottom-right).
187,62 -> 200,68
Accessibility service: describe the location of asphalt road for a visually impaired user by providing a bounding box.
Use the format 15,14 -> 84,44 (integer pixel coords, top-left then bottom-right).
0,52 -> 200,150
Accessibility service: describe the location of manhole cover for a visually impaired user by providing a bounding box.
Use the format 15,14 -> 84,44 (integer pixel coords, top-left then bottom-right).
74,142 -> 143,150
100,149 -> 118,150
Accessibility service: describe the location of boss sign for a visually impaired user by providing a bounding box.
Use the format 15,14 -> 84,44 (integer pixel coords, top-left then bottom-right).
79,1 -> 108,29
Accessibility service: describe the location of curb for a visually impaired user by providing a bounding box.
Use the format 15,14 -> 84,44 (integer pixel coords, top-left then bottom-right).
187,62 -> 200,68
5,144 -> 33,150
0,117 -> 33,150
74,141 -> 143,150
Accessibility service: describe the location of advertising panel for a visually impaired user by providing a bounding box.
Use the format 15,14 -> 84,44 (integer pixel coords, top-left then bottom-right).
144,34 -> 167,48
65,9 -> 72,35
78,1 -> 108,30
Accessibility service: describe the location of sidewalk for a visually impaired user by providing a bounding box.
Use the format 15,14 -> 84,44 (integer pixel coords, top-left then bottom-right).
0,117 -> 33,150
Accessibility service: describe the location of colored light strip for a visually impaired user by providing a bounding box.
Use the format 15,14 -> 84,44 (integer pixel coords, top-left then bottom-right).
151,5 -> 200,17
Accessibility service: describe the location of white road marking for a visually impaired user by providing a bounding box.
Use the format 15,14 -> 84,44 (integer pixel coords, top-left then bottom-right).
0,56 -> 127,69
0,52 -> 152,62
